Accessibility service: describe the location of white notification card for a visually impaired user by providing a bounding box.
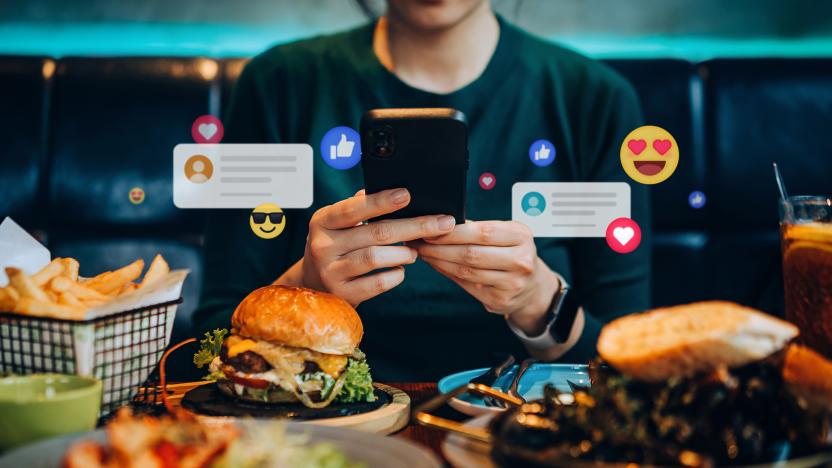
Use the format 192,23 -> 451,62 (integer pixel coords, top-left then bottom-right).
173,144 -> 313,209
512,182 -> 631,237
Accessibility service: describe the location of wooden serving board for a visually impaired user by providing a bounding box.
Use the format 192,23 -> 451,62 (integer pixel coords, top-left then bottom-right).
136,382 -> 410,435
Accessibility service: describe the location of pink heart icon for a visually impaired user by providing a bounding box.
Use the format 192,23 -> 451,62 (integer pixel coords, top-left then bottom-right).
653,139 -> 672,155
627,139 -> 646,155
478,172 -> 496,190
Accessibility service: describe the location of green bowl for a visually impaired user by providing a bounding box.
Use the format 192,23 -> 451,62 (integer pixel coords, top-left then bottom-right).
0,374 -> 102,452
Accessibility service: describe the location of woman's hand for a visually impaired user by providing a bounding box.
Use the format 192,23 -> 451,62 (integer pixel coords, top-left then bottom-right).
281,188 -> 456,307
412,221 -> 560,335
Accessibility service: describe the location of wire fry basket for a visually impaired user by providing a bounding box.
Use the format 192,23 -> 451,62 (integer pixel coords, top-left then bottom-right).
0,298 -> 181,417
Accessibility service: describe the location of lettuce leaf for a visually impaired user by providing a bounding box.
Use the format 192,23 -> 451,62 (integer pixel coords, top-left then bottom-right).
193,328 -> 228,380
204,368 -> 227,382
335,358 -> 375,403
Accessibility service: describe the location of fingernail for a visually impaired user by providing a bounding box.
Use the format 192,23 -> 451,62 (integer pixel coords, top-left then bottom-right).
391,188 -> 409,204
438,215 -> 455,231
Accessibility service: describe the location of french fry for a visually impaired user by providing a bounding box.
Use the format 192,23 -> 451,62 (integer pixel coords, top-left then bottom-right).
14,297 -> 85,320
5,254 -> 167,319
138,254 -> 169,289
61,258 -> 80,281
50,276 -> 109,301
118,282 -> 138,296
48,275 -> 70,292
6,267 -> 50,302
32,259 -> 65,286
84,259 -> 144,295
57,290 -> 83,307
44,289 -> 59,303
0,287 -> 20,311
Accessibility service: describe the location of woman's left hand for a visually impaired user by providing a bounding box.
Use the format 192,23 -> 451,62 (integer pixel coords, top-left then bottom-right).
411,220 -> 560,335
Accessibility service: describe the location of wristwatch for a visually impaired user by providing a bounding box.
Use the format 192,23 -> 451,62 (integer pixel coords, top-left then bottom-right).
548,279 -> 580,343
506,275 -> 581,345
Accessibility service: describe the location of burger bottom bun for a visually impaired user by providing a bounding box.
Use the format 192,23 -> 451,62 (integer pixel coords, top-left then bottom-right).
216,379 -> 299,404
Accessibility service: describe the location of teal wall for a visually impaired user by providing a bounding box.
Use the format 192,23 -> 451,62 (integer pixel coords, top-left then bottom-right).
2,0 -> 831,58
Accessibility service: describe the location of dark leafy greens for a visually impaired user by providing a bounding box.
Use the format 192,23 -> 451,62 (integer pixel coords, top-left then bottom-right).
491,357 -> 829,467
193,328 -> 228,381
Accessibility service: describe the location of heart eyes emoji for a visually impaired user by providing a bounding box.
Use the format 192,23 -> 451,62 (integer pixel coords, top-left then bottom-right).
627,139 -> 647,155
620,125 -> 679,185
652,139 -> 671,155
627,139 -> 673,156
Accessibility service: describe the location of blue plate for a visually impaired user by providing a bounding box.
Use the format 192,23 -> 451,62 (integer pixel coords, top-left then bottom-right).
438,364 -> 589,415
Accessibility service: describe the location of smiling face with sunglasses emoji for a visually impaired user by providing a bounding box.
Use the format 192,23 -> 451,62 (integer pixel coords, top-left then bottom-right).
249,203 -> 286,239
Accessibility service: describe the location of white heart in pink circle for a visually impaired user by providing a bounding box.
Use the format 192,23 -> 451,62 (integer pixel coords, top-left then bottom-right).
613,226 -> 635,245
482,177 -> 493,187
198,123 -> 218,140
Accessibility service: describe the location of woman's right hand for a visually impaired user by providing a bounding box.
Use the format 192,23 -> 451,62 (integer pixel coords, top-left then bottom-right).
298,188 -> 456,306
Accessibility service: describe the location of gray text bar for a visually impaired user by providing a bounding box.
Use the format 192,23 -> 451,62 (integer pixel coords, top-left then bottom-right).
551,192 -> 617,198
221,177 -> 272,183
220,156 -> 297,162
221,166 -> 297,173
551,210 -> 596,216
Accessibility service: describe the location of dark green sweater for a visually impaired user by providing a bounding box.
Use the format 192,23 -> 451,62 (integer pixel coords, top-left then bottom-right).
196,16 -> 651,381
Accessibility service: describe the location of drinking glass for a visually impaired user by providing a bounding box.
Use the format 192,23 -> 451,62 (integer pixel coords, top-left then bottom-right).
780,195 -> 832,357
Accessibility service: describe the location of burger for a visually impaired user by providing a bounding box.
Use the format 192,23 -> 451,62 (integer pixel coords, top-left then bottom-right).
194,285 -> 375,408
490,301 -> 832,466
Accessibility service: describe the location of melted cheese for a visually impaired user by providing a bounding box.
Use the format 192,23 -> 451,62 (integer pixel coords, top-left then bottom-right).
227,339 -> 257,358
315,354 -> 349,377
224,335 -> 348,377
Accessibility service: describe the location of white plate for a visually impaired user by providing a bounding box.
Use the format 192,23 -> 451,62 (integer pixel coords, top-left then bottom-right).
442,413 -> 495,468
0,419 -> 441,468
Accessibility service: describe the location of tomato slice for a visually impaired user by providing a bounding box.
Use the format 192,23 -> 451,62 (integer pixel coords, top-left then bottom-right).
154,441 -> 179,468
224,369 -> 270,389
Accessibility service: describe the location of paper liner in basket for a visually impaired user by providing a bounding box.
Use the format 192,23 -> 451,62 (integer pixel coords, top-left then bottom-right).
73,269 -> 188,374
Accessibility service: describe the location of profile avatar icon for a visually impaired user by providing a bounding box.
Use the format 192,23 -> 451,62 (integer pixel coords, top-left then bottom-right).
184,154 -> 213,184
521,191 -> 546,216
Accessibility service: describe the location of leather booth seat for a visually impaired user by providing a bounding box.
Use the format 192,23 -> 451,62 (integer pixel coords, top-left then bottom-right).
704,59 -> 832,314
1,55 -> 831,361
0,56 -> 49,234
45,57 -> 217,345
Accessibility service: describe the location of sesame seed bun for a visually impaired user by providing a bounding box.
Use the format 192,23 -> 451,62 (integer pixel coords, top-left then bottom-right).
231,285 -> 363,355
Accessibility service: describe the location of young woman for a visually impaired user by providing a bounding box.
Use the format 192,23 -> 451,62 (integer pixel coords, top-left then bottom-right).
196,0 -> 651,380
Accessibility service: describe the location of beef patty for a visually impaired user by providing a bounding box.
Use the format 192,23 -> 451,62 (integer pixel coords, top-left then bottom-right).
220,342 -> 322,375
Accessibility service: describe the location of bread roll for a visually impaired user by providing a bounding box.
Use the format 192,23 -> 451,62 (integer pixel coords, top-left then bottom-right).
231,285 -> 363,355
597,301 -> 798,381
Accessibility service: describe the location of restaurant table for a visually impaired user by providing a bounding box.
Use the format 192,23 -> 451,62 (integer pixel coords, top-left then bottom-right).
143,381 -> 464,465
387,382 -> 466,466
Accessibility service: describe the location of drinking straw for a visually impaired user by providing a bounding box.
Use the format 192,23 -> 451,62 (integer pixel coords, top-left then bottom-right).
773,162 -> 789,201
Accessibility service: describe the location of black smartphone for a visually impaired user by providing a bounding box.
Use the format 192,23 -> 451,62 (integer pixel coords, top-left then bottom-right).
360,108 -> 468,223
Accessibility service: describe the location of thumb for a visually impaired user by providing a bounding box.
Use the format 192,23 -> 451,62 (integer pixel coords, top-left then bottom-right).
339,133 -> 348,143
540,143 -> 547,151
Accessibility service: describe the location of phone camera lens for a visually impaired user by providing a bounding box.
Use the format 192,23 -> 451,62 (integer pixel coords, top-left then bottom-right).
370,128 -> 394,157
